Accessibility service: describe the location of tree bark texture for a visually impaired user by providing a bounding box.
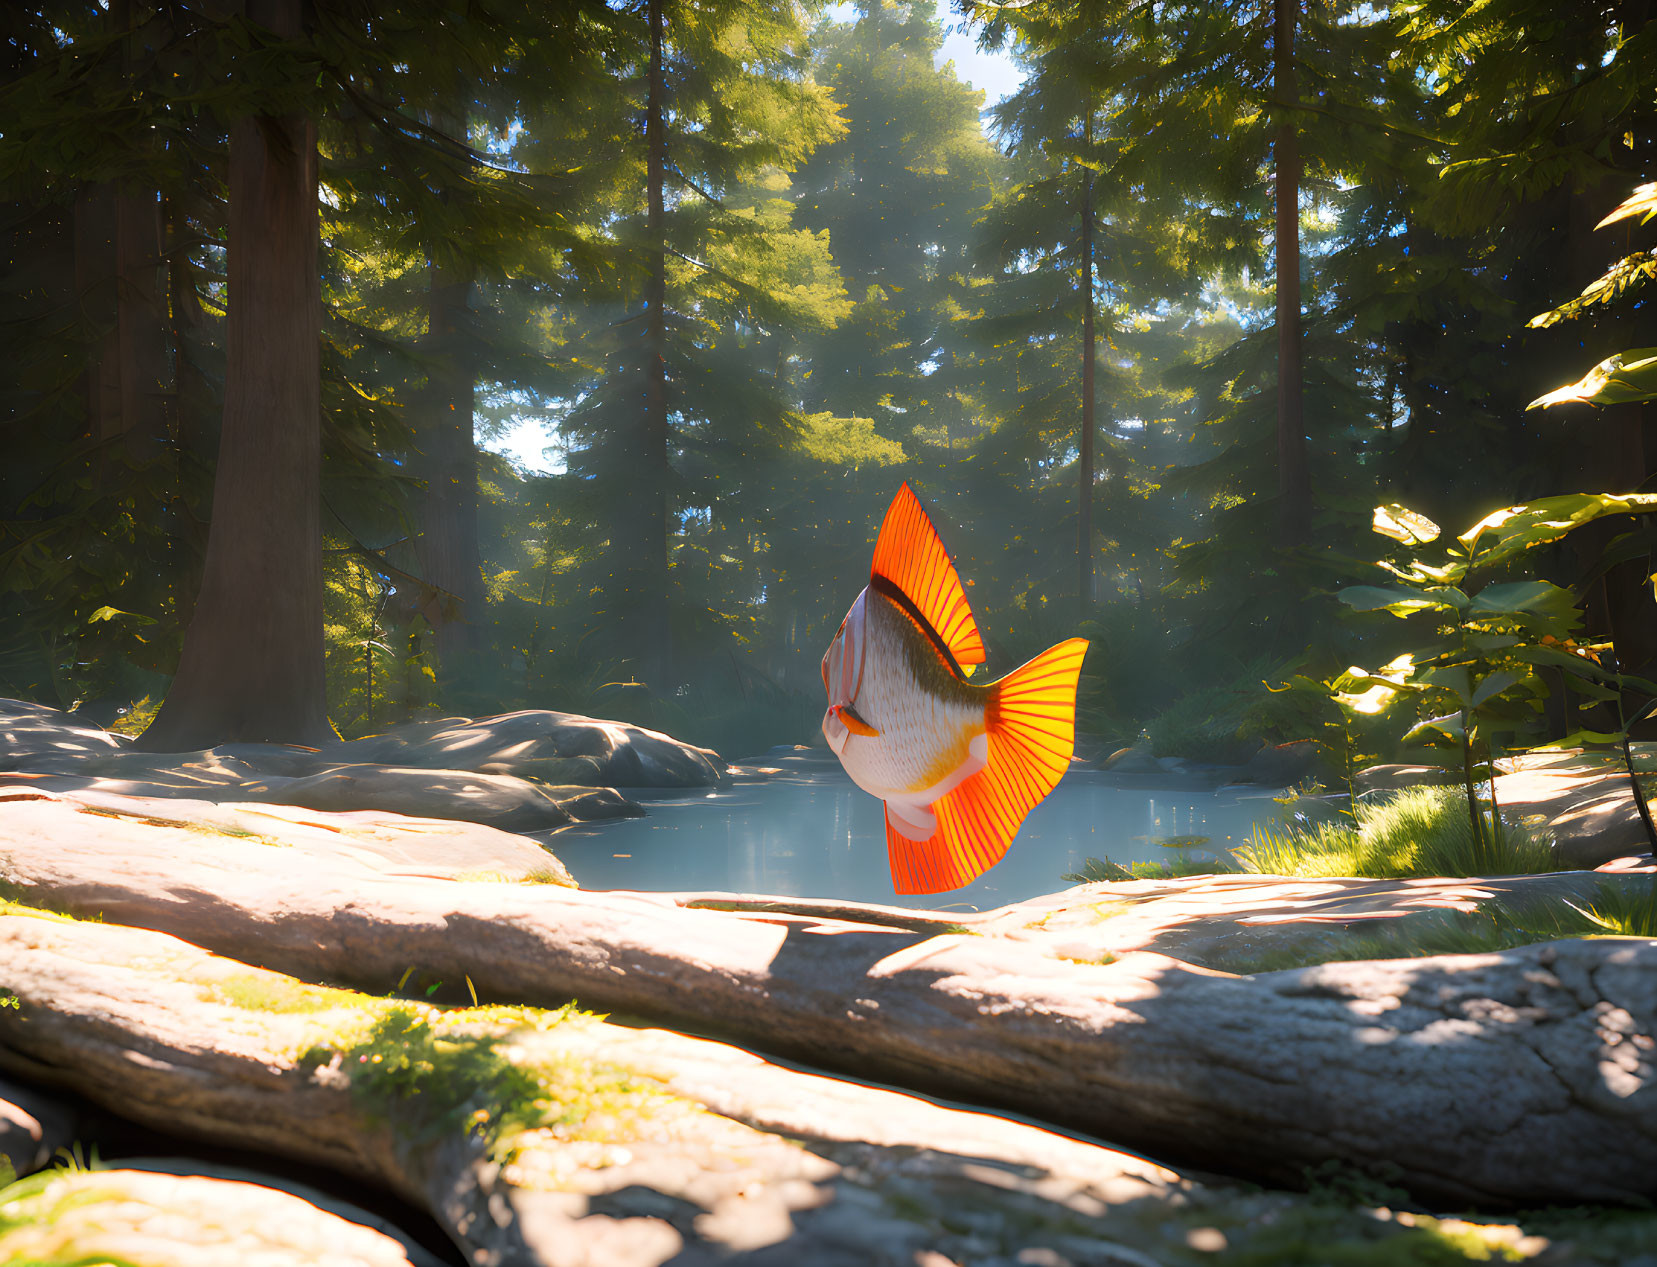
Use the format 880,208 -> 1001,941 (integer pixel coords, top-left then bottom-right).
634,0 -> 673,685
1273,0 -> 1309,548
0,914 -> 1236,1267
412,97 -> 485,683
5,819 -> 1657,1205
139,0 -> 329,749
71,0 -> 170,476
72,184 -> 168,466
1078,125 -> 1096,612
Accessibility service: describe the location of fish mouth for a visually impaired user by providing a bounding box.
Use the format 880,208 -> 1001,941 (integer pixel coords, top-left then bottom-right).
821,708 -> 850,756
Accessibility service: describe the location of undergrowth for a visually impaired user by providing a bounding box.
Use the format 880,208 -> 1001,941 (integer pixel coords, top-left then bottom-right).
1234,786 -> 1556,879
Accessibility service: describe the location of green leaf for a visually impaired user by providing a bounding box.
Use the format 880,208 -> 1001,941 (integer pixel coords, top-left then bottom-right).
1458,493 -> 1657,568
1337,585 -> 1461,617
1372,502 -> 1440,546
1419,664 -> 1472,703
1528,252 -> 1657,328
1470,669 -> 1522,707
1527,348 -> 1657,410
1467,581 -> 1579,621
1405,713 -> 1465,744
87,606 -> 156,626
1595,182 -> 1657,230
1529,729 -> 1628,750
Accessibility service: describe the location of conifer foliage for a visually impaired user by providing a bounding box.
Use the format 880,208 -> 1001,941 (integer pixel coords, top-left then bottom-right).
3,0 -> 1650,757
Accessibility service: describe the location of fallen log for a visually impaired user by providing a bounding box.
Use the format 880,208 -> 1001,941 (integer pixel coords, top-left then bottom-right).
3,797 -> 1656,1203
0,911 -> 1357,1267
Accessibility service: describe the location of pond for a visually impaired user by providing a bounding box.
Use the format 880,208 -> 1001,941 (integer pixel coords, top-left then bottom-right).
549,747 -> 1290,910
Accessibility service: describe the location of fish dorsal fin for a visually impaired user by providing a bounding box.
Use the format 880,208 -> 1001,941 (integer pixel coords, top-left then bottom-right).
870,483 -> 986,673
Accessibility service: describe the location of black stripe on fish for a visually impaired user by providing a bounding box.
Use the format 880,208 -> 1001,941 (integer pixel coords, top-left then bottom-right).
869,572 -> 966,678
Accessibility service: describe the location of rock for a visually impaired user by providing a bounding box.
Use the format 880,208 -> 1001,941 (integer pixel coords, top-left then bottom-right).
1493,764 -> 1656,869
529,785 -> 643,821
478,754 -> 608,785
0,787 -> 573,885
6,820 -> 1657,1203
0,753 -> 644,836
0,912 -> 1597,1266
0,1166 -> 434,1267
1099,746 -> 1160,774
1352,763 -> 1461,793
0,696 -> 128,769
331,710 -> 724,788
1235,739 -> 1325,786
0,699 -> 686,824
0,1076 -> 76,1179
112,1158 -> 452,1267
241,766 -> 577,834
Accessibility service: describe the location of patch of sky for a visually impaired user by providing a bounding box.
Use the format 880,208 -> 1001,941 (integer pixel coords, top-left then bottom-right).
822,0 -> 1025,121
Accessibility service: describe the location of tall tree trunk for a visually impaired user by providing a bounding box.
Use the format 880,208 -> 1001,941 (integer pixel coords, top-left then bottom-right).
139,0 -> 327,749
638,0 -> 673,685
73,0 -> 169,479
412,93 -> 486,690
1078,129 -> 1096,613
1273,0 -> 1309,548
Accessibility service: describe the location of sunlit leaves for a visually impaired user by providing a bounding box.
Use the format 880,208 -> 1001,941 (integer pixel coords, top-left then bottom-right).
1527,253 -> 1657,329
1527,348 -> 1657,411
793,412 -> 905,468
1595,181 -> 1657,230
1457,492 -> 1657,568
1338,585 -> 1464,617
1372,503 -> 1440,547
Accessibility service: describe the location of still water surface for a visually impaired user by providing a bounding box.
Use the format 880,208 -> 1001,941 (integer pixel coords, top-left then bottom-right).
551,748 -> 1287,910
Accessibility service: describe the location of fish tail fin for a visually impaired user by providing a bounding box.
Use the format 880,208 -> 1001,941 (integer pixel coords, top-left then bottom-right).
885,638 -> 1090,895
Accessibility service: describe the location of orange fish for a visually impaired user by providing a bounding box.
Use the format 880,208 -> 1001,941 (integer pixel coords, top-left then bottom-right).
821,483 -> 1090,894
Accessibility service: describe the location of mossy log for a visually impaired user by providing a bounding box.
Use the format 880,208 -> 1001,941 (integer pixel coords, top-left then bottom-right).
4,798 -> 1657,1204
2,910 -> 1499,1267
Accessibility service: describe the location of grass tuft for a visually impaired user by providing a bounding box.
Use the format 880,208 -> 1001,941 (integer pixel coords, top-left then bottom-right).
1233,786 -> 1555,879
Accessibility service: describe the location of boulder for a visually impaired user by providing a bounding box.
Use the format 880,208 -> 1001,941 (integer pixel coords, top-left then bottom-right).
1493,762 -> 1656,869
0,750 -> 641,834
0,696 -> 128,769
1235,739 -> 1325,786
1099,744 -> 1160,774
0,786 -> 574,885
112,1159 -> 452,1267
1352,763 -> 1461,793
331,710 -> 724,788
0,1166 -> 436,1267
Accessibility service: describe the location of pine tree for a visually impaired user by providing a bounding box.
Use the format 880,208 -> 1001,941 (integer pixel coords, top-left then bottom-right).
557,0 -> 846,685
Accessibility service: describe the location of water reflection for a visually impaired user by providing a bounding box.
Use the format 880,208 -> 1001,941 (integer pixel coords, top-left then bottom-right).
551,749 -> 1285,910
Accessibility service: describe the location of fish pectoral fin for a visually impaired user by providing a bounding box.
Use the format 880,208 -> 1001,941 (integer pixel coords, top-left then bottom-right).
838,703 -> 880,737
885,799 -> 937,842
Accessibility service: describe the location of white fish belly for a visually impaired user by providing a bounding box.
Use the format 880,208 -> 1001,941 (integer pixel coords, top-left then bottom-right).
833,598 -> 984,803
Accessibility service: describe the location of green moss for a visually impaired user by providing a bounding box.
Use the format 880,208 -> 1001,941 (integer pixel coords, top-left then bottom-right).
0,877 -> 97,924
0,1168 -> 147,1267
304,1002 -> 683,1165
202,973 -> 361,1015
453,867 -> 573,886
1233,787 -> 1555,880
